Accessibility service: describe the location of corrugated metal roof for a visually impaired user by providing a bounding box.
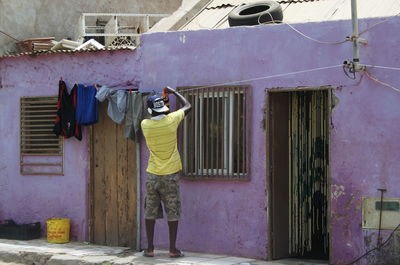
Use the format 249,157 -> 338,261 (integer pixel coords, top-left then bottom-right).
206,0 -> 321,9
180,0 -> 400,30
0,46 -> 135,59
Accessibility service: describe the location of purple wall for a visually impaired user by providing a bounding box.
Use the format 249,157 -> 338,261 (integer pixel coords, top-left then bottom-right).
137,17 -> 400,263
1,16 -> 399,264
0,51 -> 138,241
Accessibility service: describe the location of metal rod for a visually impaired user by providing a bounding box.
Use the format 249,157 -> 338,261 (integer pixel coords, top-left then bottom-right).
228,87 -> 232,176
144,15 -> 150,32
216,90 -> 220,176
205,88 -> 209,175
289,93 -> 293,253
190,93 -> 195,177
222,87 -> 226,176
0,29 -> 20,42
196,88 -> 200,177
351,0 -> 364,71
136,142 -> 141,251
211,89 -> 215,174
242,90 -> 245,176
236,88 -> 240,177
377,188 -> 387,248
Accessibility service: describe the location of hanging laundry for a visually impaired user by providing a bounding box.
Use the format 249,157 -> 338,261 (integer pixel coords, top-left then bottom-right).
95,86 -> 127,124
53,80 -> 82,140
125,92 -> 151,141
76,84 -> 99,125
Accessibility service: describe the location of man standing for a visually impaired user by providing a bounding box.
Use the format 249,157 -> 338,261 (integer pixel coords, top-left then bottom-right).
141,86 -> 191,258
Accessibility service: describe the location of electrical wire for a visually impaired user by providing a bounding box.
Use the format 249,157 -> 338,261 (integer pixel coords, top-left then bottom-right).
282,0 -> 295,12
257,13 -> 348,45
258,7 -> 400,44
284,22 -> 348,44
343,64 -> 356,80
364,64 -> 400,72
0,30 -> 20,42
364,70 -> 400,93
344,223 -> 400,265
182,64 -> 343,91
359,11 -> 400,36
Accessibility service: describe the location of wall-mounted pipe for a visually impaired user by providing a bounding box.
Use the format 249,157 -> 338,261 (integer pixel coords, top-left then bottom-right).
136,143 -> 141,251
377,188 -> 387,248
350,0 -> 365,72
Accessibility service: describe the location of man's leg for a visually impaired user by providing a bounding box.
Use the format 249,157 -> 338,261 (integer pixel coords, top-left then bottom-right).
145,219 -> 156,252
168,220 -> 179,253
162,174 -> 183,257
144,174 -> 163,256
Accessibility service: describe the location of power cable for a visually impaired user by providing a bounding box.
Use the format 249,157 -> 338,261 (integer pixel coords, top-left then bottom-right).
364,64 -> 400,72
364,70 -> 400,93
258,7 -> 400,45
0,30 -> 20,42
359,11 -> 400,36
342,63 -> 356,80
258,14 -> 348,45
283,22 -> 348,44
282,0 -> 295,12
182,64 -> 343,91
344,223 -> 400,265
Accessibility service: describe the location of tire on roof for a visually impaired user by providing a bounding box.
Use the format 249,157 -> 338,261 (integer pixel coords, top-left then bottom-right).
228,1 -> 283,27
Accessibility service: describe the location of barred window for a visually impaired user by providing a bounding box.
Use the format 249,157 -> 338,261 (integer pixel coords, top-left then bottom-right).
179,86 -> 250,180
20,97 -> 63,175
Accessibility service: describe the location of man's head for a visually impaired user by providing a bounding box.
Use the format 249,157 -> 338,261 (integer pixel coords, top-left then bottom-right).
147,95 -> 169,116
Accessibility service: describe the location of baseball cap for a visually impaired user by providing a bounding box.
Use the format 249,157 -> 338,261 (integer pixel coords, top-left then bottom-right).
147,95 -> 169,113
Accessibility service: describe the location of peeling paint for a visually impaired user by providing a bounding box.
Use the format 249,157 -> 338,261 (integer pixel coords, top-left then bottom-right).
332,185 -> 345,200
179,33 -> 186,44
344,191 -> 360,209
364,233 -> 373,248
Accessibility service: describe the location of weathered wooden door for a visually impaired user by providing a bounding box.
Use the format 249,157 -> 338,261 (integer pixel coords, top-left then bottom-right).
90,102 -> 137,248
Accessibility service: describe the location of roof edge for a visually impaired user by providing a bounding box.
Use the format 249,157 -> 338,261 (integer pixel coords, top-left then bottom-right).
0,46 -> 135,59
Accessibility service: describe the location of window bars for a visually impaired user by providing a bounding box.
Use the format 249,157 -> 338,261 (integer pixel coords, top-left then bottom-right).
20,97 -> 63,175
178,85 -> 250,180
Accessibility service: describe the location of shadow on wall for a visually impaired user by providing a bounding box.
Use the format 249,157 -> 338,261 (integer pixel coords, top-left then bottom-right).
366,232 -> 400,265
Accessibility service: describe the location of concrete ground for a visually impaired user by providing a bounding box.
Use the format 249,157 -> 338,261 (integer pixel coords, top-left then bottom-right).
0,239 -> 328,265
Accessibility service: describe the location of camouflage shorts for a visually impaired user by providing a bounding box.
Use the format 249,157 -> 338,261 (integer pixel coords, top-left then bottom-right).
144,173 -> 181,221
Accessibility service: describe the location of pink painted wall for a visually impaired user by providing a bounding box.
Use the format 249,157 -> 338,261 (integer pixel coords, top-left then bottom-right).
137,17 -> 400,263
0,51 -> 138,241
0,16 -> 399,264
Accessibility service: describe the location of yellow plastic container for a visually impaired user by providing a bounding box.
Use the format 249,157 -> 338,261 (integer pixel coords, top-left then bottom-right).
46,218 -> 70,243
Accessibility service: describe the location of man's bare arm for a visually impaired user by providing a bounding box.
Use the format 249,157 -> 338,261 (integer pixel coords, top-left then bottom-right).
164,87 -> 192,115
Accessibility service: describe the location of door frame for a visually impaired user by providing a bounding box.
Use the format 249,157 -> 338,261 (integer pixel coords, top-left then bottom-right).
266,87 -> 333,262
87,103 -> 141,249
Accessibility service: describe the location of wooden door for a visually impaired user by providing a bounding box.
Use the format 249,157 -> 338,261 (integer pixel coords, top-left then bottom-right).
269,92 -> 290,259
90,102 -> 137,248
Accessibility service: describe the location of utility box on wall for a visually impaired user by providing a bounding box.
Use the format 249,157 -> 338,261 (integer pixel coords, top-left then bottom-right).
362,197 -> 400,229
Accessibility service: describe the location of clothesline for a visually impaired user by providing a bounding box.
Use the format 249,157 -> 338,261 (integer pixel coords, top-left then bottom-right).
53,80 -> 149,142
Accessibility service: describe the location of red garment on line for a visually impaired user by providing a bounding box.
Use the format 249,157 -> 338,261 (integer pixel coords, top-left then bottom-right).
53,80 -> 82,140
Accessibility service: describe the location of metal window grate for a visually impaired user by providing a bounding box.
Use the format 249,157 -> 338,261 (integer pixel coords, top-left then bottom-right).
20,97 -> 63,175
178,85 -> 250,181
